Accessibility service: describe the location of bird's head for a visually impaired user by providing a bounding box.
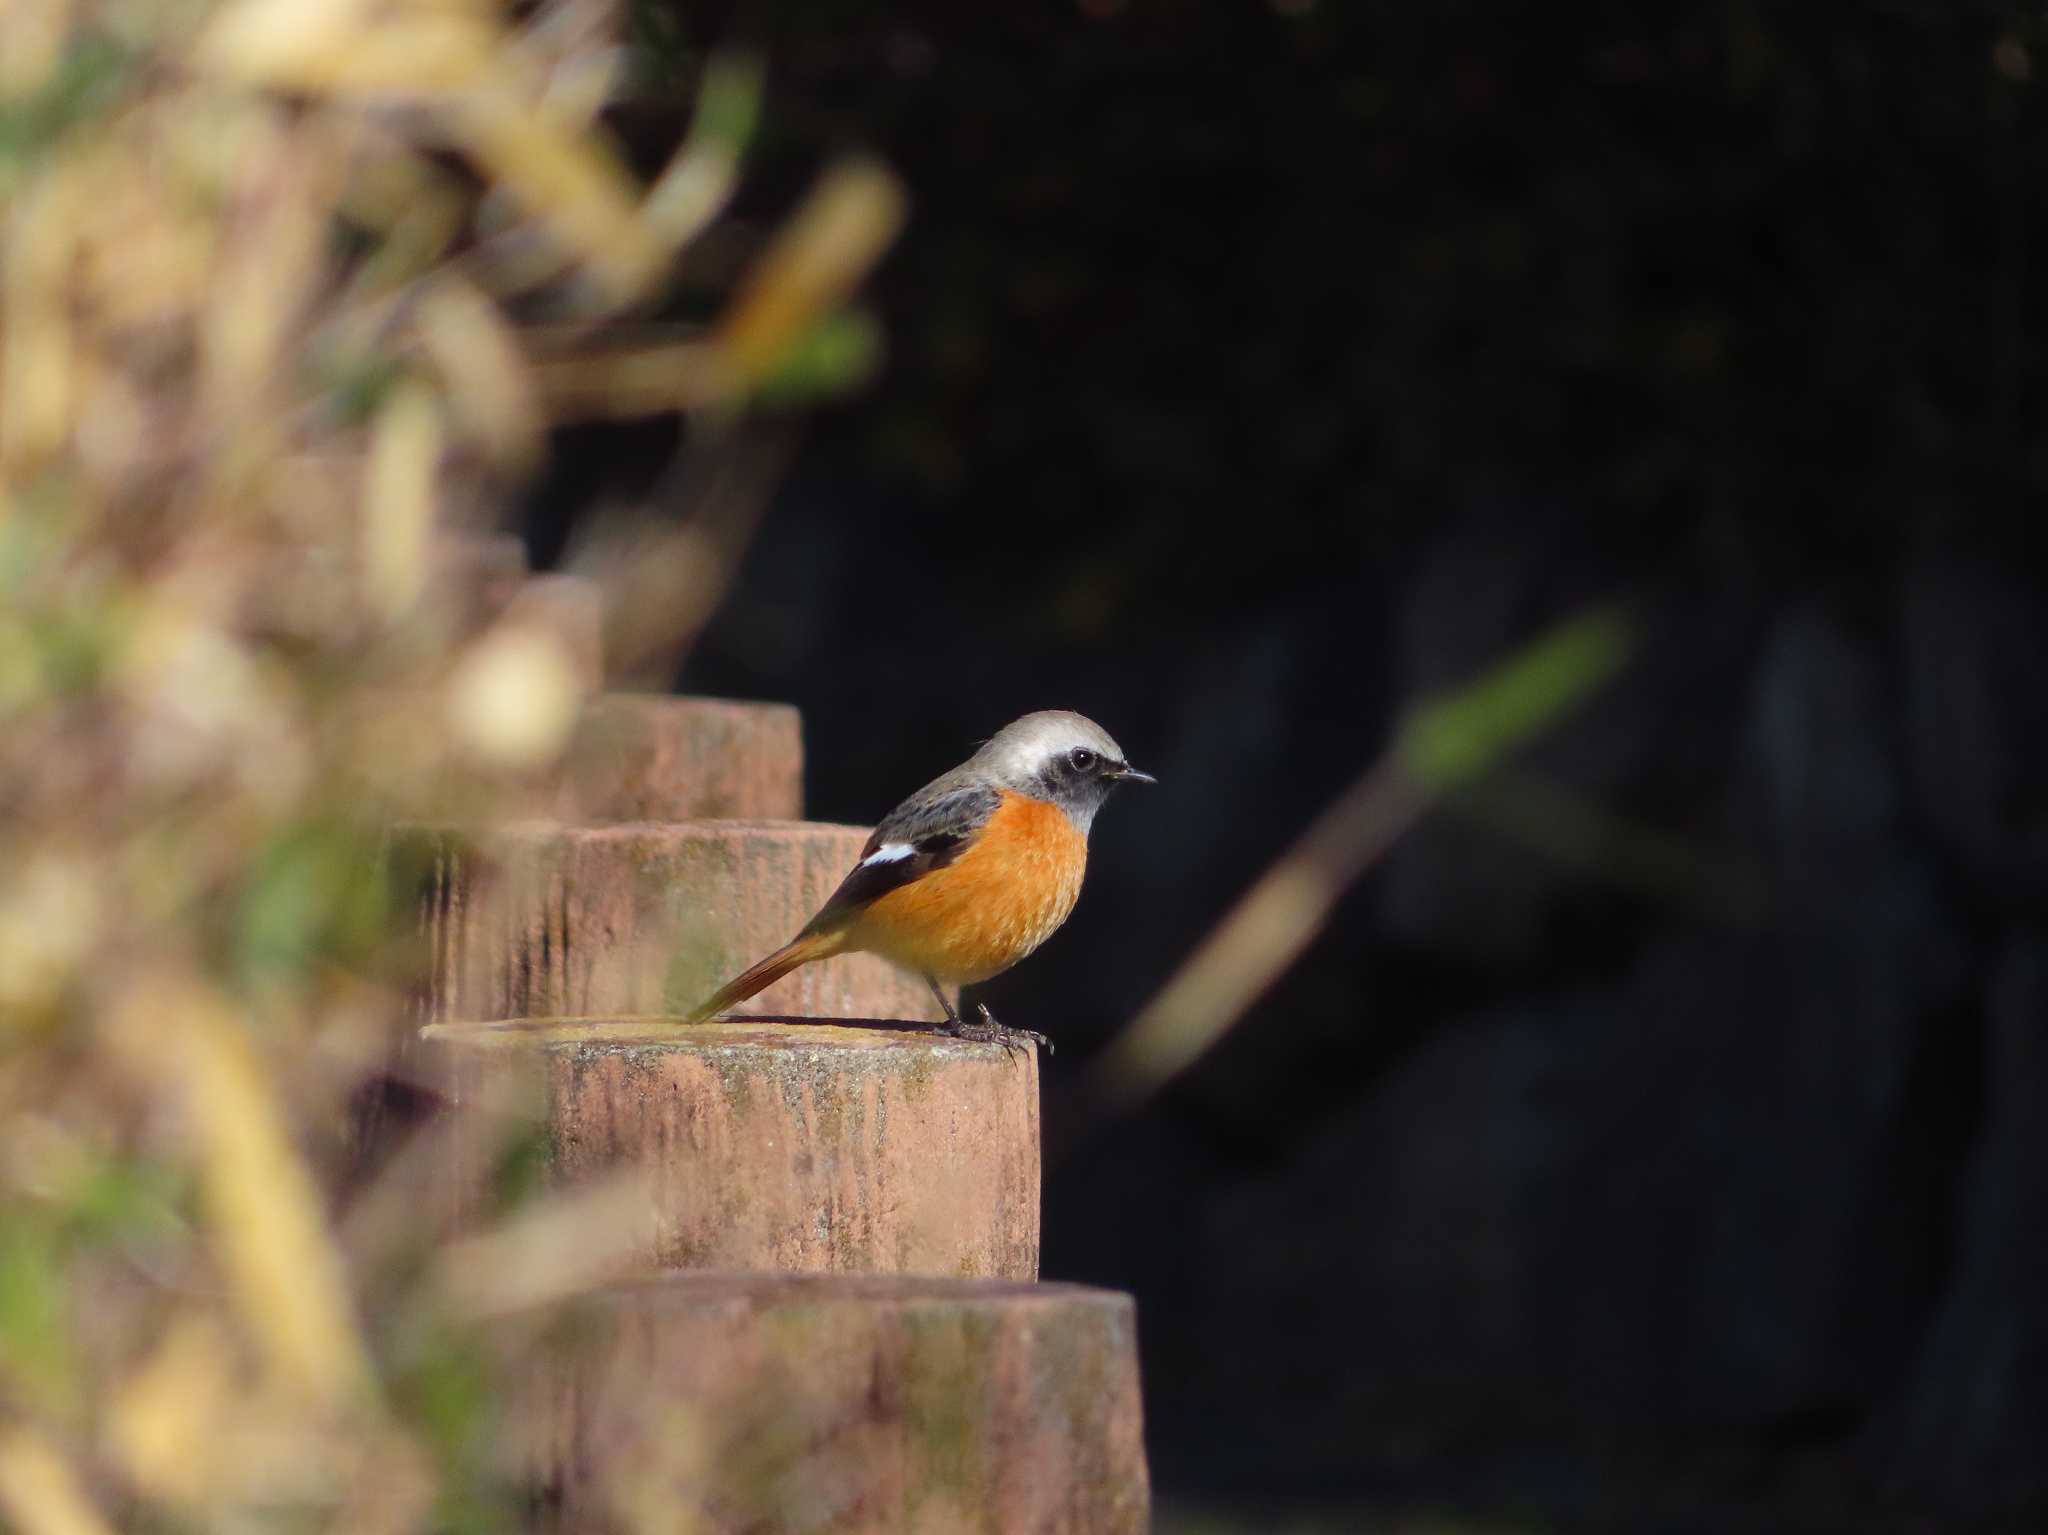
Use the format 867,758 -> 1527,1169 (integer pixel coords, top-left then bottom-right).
972,710 -> 1154,831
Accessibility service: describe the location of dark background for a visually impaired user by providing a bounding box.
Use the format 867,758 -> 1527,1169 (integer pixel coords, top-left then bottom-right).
530,4 -> 2048,1528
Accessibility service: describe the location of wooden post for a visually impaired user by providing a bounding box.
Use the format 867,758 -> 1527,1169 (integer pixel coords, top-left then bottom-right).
424,1018 -> 1040,1278
406,821 -> 943,1026
552,695 -> 803,822
354,591 -> 1153,1525
499,1274 -> 1149,1534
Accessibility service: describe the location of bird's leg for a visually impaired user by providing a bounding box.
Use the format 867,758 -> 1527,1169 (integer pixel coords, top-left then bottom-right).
924,973 -> 963,1027
923,974 -> 1048,1056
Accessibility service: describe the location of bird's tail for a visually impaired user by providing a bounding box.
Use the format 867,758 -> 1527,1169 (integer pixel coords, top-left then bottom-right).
684,929 -> 849,1024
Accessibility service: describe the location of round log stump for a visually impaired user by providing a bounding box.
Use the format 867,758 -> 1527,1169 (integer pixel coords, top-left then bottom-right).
501,1274 -> 1147,1535
427,1018 -> 1040,1277
406,820 -> 942,1026
551,695 -> 802,822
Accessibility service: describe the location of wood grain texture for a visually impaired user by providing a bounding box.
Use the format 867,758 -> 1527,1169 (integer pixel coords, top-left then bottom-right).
500,1273 -> 1147,1534
405,820 -> 944,1026
424,1018 -> 1041,1279
552,694 -> 802,822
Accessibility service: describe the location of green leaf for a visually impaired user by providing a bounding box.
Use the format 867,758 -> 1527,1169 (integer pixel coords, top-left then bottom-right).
30,609 -> 112,693
394,1323 -> 517,1535
0,1216 -> 74,1405
486,1123 -> 554,1219
695,52 -> 765,151
1396,607 -> 1632,791
0,34 -> 131,171
235,819 -> 390,983
68,1155 -> 187,1249
755,308 -> 885,405
315,346 -> 407,427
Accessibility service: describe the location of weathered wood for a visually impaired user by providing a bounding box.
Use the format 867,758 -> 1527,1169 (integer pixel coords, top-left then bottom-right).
501,1273 -> 1147,1534
408,821 -> 942,1026
425,1018 -> 1040,1277
552,695 -> 803,822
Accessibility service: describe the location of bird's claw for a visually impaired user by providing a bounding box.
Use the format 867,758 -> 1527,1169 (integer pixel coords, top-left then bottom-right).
943,1003 -> 1051,1058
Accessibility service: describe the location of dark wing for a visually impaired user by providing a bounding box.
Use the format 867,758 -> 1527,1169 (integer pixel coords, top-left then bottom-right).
799,780 -> 1001,935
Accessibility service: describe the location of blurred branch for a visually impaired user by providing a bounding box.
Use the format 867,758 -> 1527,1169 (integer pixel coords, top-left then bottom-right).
711,158 -> 907,389
428,1171 -> 659,1321
0,1431 -> 115,1535
449,83 -> 666,306
642,50 -> 762,250
1080,607 -> 1633,1123
554,413 -> 804,695
0,0 -> 905,1524
109,978 -> 376,1409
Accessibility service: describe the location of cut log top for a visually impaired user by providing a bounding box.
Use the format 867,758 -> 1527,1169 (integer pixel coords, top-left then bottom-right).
475,816 -> 869,845
420,1015 -> 1041,1279
424,1013 -> 994,1057
588,1270 -> 1122,1307
421,1015 -> 1027,1086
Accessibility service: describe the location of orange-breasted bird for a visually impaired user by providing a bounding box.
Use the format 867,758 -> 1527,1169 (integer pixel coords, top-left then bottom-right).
686,710 -> 1153,1049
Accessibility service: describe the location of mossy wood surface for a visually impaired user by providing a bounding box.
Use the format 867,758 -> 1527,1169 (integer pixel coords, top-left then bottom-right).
408,821 -> 942,1025
506,1273 -> 1146,1534
429,1017 -> 1040,1278
552,695 -> 804,822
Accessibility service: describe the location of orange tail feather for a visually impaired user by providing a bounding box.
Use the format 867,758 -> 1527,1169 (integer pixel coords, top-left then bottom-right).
685,929 -> 848,1023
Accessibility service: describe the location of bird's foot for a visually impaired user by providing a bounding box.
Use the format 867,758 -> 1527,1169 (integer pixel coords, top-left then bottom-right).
943,1003 -> 1051,1058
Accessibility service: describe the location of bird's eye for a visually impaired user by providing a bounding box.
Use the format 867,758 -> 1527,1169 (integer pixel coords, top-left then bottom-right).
1068,747 -> 1098,772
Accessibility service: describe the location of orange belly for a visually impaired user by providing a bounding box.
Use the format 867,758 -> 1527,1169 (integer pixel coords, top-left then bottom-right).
847,791 -> 1088,984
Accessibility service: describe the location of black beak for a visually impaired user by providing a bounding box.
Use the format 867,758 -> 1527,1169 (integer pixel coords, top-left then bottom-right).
1112,764 -> 1157,784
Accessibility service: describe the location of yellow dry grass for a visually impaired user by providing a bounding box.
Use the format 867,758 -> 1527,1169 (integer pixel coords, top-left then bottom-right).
0,0 -> 902,1526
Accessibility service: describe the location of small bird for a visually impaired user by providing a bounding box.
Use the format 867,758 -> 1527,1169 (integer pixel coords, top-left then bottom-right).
686,710 -> 1153,1049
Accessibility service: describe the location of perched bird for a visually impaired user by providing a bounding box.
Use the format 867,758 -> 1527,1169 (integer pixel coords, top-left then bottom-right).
686,710 -> 1153,1049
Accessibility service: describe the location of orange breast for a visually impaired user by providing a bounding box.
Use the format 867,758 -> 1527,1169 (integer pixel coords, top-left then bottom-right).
848,791 -> 1088,985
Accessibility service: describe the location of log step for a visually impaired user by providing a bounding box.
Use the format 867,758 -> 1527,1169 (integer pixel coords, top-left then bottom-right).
502,1273 -> 1147,1534
406,820 -> 941,1026
553,694 -> 802,822
424,1017 -> 1039,1278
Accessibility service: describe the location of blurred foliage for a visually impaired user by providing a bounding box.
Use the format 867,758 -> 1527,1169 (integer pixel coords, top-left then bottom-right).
0,0 -> 898,1527
1084,607 -> 1631,1124
1396,608 -> 1631,792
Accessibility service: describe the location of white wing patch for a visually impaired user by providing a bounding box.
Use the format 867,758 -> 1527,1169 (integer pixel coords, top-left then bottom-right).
862,842 -> 915,866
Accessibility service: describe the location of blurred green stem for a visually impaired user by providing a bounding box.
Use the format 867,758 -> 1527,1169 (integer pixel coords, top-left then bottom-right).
1078,607 -> 1633,1126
